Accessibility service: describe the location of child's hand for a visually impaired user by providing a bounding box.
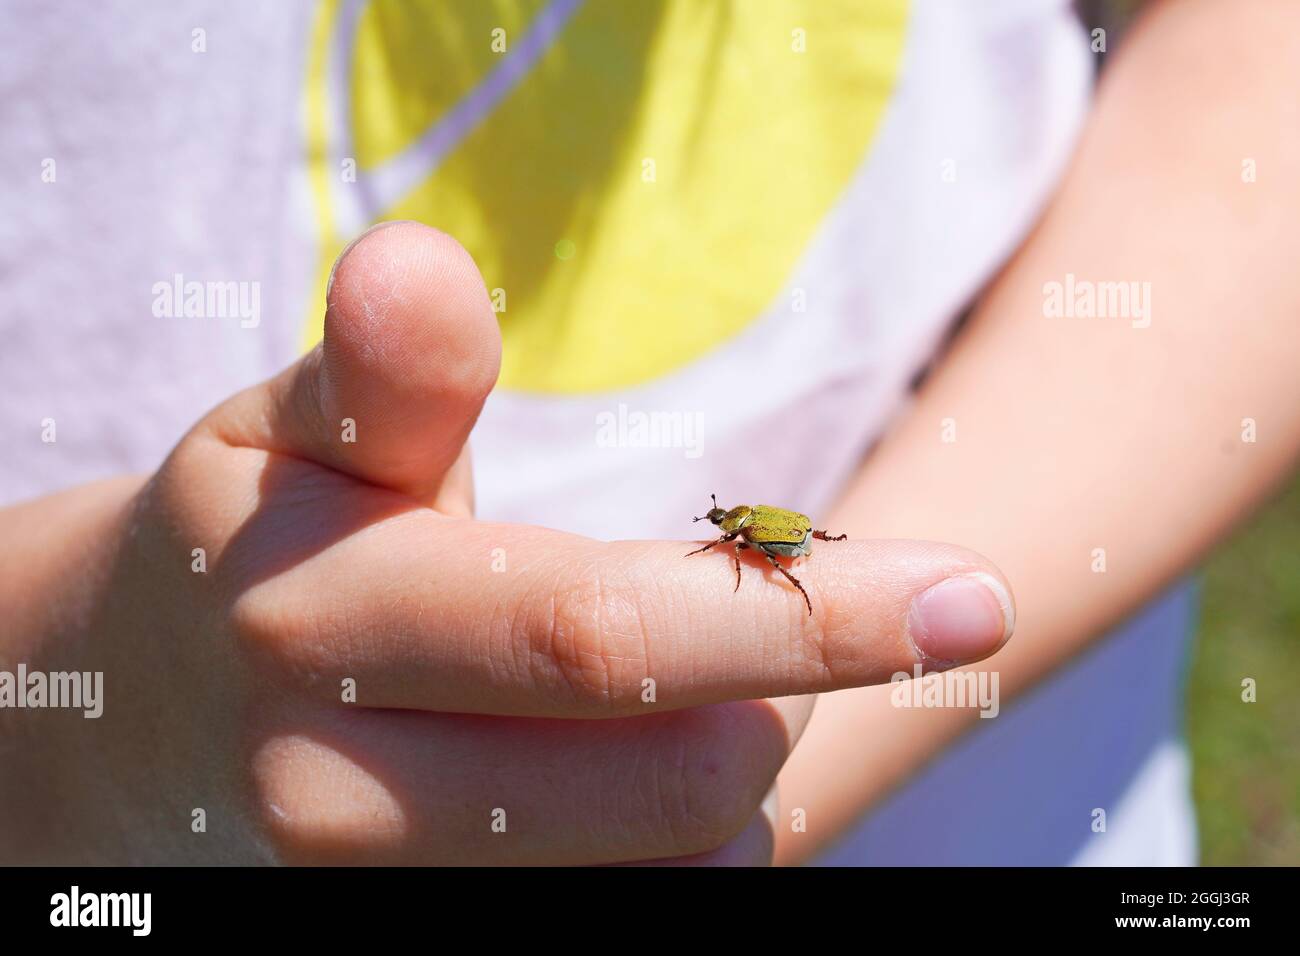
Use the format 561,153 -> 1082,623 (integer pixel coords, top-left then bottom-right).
0,222 -> 1014,865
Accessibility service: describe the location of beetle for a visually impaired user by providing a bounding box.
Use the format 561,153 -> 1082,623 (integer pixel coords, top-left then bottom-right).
686,493 -> 847,615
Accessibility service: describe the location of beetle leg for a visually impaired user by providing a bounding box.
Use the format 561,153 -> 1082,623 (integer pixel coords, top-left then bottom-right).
812,529 -> 847,542
685,531 -> 736,557
762,551 -> 813,616
732,541 -> 749,592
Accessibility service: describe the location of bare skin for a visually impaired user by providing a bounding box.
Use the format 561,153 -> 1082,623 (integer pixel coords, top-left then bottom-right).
0,222 -> 1014,865
775,0 -> 1300,863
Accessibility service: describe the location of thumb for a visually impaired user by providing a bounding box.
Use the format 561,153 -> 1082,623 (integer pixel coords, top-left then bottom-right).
210,221 -> 501,504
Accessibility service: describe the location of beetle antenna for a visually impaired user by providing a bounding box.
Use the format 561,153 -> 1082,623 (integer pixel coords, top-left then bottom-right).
693,493 -> 720,523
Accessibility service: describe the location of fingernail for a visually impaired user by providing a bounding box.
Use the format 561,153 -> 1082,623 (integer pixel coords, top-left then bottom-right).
325,220 -> 408,302
906,572 -> 1015,667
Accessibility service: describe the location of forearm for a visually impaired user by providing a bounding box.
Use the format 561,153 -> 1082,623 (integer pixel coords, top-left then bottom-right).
775,0 -> 1300,864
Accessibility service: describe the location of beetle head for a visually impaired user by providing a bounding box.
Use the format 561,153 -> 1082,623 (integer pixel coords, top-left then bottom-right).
693,493 -> 727,526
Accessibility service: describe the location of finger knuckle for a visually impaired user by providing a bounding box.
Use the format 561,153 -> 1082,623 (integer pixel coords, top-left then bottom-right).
642,705 -> 785,856
250,731 -> 405,865
228,587 -> 290,657
228,585 -> 334,693
523,561 -> 650,712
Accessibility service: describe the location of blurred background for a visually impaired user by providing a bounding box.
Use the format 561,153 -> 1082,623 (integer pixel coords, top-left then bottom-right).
1079,0 -> 1300,868
1189,473 -> 1300,864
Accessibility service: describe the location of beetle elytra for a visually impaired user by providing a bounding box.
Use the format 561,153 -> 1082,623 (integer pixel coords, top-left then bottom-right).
686,494 -> 847,615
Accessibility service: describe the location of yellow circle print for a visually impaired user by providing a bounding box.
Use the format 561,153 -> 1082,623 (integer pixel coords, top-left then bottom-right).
303,0 -> 907,394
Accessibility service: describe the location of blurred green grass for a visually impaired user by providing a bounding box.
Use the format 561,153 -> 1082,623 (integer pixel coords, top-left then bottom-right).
1187,472 -> 1300,865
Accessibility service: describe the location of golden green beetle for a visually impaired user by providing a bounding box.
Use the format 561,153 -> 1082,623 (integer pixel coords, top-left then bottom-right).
686,494 -> 847,615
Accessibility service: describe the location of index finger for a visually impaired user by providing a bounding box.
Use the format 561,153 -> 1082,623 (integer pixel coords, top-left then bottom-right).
231,507 -> 1015,717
